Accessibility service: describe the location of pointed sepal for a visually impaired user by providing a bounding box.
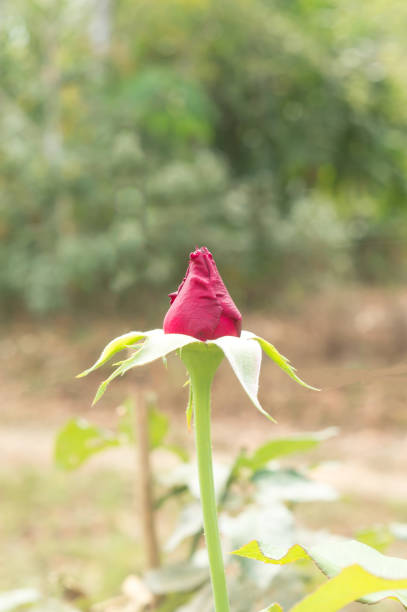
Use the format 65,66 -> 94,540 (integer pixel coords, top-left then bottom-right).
243,331 -> 319,391
209,335 -> 275,422
77,331 -> 146,378
91,330 -> 201,404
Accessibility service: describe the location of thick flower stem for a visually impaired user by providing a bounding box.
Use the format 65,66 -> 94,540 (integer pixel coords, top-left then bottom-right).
181,345 -> 230,612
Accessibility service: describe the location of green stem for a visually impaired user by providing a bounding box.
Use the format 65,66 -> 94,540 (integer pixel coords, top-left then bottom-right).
181,345 -> 230,612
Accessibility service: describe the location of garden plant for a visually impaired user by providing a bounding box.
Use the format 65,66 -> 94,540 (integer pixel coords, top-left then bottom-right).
77,247 -> 407,612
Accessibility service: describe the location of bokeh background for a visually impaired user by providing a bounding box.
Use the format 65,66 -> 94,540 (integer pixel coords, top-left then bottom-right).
1,0 -> 407,610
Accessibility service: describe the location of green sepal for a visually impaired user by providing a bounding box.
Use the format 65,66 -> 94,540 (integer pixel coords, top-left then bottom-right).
209,334 -> 275,422
81,328 -> 318,414
243,331 -> 319,391
91,330 -> 201,404
77,331 -> 146,377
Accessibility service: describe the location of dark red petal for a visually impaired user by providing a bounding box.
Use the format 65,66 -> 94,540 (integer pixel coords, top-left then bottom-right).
163,246 -> 242,341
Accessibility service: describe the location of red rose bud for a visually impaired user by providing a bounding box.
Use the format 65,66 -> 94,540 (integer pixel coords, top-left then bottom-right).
163,247 -> 242,341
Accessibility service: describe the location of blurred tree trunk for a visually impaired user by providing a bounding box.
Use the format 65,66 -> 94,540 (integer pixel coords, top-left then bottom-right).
135,393 -> 160,570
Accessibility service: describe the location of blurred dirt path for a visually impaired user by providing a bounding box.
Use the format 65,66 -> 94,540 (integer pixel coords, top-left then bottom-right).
2,423 -> 407,503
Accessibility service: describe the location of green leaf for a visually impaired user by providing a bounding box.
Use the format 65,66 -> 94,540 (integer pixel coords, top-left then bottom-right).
154,485 -> 189,510
77,331 -> 146,377
356,525 -> 394,552
145,563 -> 209,594
233,540 -> 306,566
221,504 -> 293,556
233,537 -> 407,606
148,405 -> 169,448
289,564 -> 407,612
114,396 -> 188,461
158,461 -> 231,503
243,331 -> 319,391
0,588 -> 40,611
116,397 -> 136,442
209,335 -> 275,422
176,584 -> 216,612
117,397 -> 186,457
54,419 -> 120,470
220,504 -> 293,588
165,502 -> 203,552
391,523 -> 407,541
253,468 -> 338,504
92,330 -> 199,404
238,428 -> 337,472
162,443 -> 189,462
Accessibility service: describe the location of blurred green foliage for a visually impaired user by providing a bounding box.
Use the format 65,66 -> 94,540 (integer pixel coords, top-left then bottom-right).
1,0 -> 407,314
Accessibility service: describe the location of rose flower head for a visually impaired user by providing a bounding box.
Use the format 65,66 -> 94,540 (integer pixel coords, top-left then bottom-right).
163,246 -> 242,341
